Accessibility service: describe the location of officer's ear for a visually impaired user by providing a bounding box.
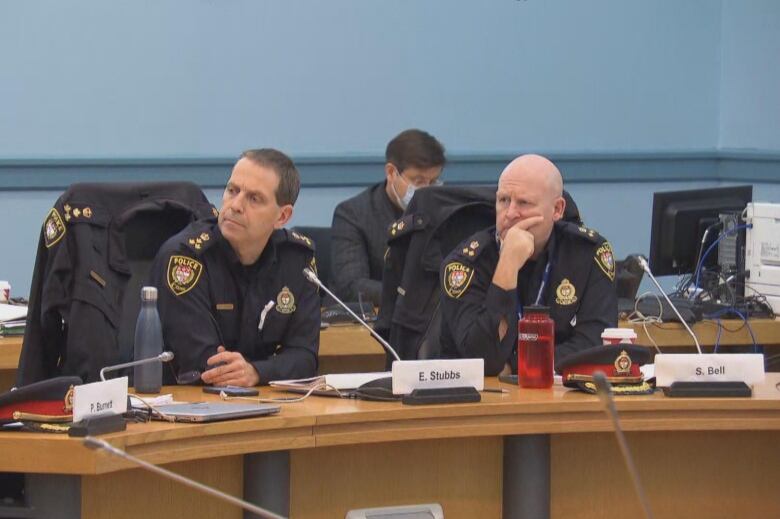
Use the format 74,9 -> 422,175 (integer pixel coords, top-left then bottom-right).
551,196 -> 566,222
274,204 -> 293,229
384,163 -> 398,182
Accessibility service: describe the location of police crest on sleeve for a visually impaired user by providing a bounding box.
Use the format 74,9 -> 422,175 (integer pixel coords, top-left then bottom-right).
276,286 -> 296,314
595,242 -> 616,281
44,208 -> 66,248
443,262 -> 474,299
167,255 -> 203,296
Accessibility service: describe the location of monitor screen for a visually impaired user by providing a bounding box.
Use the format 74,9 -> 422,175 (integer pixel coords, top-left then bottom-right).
649,185 -> 753,276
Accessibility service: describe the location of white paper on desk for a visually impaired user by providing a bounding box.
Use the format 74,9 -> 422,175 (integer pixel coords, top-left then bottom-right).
270,372 -> 390,391
130,393 -> 175,409
0,304 -> 27,323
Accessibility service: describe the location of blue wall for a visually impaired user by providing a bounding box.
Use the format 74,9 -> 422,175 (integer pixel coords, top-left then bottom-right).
1,0 -> 780,296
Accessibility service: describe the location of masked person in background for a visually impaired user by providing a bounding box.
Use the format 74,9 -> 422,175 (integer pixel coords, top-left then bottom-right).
331,129 -> 445,306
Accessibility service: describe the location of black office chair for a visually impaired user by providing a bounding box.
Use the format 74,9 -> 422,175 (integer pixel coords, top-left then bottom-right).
616,254 -> 645,319
17,182 -> 216,385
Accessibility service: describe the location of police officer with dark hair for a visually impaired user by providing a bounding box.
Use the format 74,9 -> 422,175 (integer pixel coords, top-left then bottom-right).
150,149 -> 320,386
439,154 -> 617,376
330,129 -> 446,305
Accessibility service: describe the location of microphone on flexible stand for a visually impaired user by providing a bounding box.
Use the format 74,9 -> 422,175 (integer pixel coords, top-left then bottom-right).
592,372 -> 655,519
302,268 -> 400,362
82,436 -> 286,519
99,351 -> 175,381
302,268 -> 483,402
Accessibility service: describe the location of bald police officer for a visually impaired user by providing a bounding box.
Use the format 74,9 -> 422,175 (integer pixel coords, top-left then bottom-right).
150,149 -> 319,386
439,154 -> 617,375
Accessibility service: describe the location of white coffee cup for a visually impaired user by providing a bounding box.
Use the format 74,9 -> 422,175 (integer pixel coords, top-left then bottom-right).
0,281 -> 10,303
601,327 -> 637,345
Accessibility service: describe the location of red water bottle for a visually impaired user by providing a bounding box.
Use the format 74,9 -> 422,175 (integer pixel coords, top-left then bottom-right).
517,305 -> 554,388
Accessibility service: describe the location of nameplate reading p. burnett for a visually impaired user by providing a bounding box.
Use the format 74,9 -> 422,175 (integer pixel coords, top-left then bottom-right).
391,359 -> 484,395
654,353 -> 765,388
73,377 -> 128,422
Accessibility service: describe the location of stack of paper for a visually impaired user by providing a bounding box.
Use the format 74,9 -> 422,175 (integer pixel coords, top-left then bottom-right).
0,304 -> 27,337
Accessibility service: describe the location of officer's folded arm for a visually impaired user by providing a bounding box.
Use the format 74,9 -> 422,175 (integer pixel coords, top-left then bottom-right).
444,276 -> 517,377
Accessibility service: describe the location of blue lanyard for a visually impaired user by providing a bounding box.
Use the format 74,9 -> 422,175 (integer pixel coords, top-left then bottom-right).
517,259 -> 552,320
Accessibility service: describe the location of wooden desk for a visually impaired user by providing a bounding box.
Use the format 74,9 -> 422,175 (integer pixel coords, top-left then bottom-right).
0,326 -> 385,391
1,376 -> 780,519
623,317 -> 780,351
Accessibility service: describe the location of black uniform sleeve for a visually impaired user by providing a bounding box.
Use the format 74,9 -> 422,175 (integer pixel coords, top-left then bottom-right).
150,247 -> 222,380
330,201 -> 382,303
440,257 -> 517,376
251,251 -> 320,383
17,224 -> 71,385
555,245 -> 618,362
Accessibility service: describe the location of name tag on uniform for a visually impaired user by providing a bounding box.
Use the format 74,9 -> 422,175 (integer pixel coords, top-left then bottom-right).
391,359 -> 484,395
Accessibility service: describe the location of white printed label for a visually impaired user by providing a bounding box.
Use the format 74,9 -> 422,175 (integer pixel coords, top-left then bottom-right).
391,359 -> 484,395
654,354 -> 764,387
73,377 -> 128,422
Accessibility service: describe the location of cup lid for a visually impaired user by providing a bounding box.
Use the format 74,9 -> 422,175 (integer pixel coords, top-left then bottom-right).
600,327 -> 637,339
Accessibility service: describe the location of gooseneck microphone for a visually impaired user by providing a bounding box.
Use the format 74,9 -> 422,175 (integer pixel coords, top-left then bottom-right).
593,372 -> 655,519
636,256 -> 702,353
302,268 -> 401,362
99,351 -> 175,381
82,436 -> 285,519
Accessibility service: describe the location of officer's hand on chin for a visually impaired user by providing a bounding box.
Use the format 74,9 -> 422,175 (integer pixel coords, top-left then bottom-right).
201,346 -> 260,387
500,217 -> 542,269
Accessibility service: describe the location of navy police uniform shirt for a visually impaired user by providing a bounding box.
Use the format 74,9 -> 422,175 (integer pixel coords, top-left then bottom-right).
439,221 -> 617,376
149,220 -> 320,384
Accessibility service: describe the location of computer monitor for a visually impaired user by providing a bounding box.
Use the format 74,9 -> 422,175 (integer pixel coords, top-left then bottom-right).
649,185 -> 753,276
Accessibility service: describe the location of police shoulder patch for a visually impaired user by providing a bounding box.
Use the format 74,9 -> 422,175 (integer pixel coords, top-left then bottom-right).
43,208 -> 66,248
594,241 -> 615,281
443,261 -> 475,299
167,255 -> 204,296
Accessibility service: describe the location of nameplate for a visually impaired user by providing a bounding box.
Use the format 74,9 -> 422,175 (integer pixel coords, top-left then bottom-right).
654,354 -> 765,388
391,359 -> 484,395
73,377 -> 128,422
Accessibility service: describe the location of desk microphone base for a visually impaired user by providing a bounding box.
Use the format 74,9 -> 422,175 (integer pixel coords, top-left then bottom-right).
68,414 -> 126,437
402,386 -> 481,405
663,381 -> 752,398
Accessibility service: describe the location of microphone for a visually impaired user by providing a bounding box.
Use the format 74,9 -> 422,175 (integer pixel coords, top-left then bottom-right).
592,372 -> 655,519
99,351 -> 175,381
82,436 -> 285,519
636,256 -> 702,354
302,268 -> 401,362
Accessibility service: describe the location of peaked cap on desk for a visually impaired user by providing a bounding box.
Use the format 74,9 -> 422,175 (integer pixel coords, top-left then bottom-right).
0,376 -> 82,424
557,345 -> 654,395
